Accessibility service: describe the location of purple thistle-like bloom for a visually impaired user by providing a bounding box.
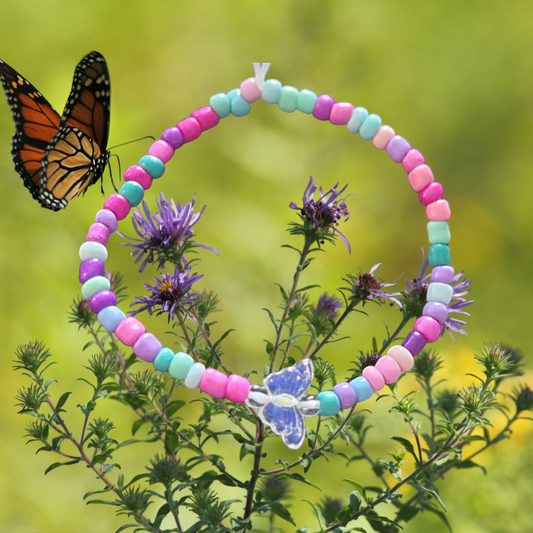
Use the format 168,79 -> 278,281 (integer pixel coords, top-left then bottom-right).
130,266 -> 202,320
444,271 -> 473,341
315,293 -> 341,319
344,263 -> 402,307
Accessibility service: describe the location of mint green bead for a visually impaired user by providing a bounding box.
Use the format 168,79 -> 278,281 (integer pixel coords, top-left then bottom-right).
261,79 -> 282,104
347,107 -> 369,133
168,352 -> 194,380
81,276 -> 110,299
184,363 -> 205,389
227,88 -> 251,117
139,155 -> 165,178
359,113 -> 382,140
79,241 -> 107,261
209,93 -> 231,118
317,390 -> 341,416
297,89 -> 317,113
428,244 -> 451,266
119,181 -> 144,207
278,85 -> 299,113
427,221 -> 451,244
153,348 -> 175,373
427,282 -> 453,304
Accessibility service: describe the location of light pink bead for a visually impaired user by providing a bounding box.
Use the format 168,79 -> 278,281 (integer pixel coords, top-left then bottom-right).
426,199 -> 451,221
387,345 -> 414,372
177,116 -> 201,142
408,164 -> 434,192
401,149 -> 425,173
103,194 -> 131,220
329,102 -> 354,125
199,368 -> 228,399
362,366 -> 385,392
373,125 -> 395,150
191,106 -> 220,131
114,317 -> 146,346
375,356 -> 402,384
147,140 -> 174,163
414,316 -> 442,343
124,165 -> 153,190
419,182 -> 443,205
86,222 -> 111,245
240,77 -> 262,102
225,374 -> 251,403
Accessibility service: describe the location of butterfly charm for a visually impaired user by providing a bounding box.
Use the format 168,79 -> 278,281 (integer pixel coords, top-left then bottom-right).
0,51 -> 110,211
246,359 -> 320,449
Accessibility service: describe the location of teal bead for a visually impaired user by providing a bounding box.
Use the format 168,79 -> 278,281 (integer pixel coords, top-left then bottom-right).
297,89 -> 317,113
139,155 -> 165,179
227,88 -> 251,117
168,351 -> 194,380
81,275 -> 110,299
317,390 -> 341,416
261,79 -> 282,104
359,113 -> 382,140
427,221 -> 451,244
184,362 -> 206,389
153,347 -> 175,373
349,376 -> 373,402
119,181 -> 144,207
278,85 -> 299,113
347,107 -> 369,134
428,244 -> 451,266
209,92 -> 231,118
427,282 -> 453,304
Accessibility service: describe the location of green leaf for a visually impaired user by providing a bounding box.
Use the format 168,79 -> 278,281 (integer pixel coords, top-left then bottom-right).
303,500 -> 326,532
54,391 -> 71,413
263,309 -> 279,333
342,479 -> 367,501
461,434 -> 487,443
454,459 -> 487,475
44,459 -> 81,474
270,501 -> 296,525
164,431 -> 180,454
165,400 -> 187,418
411,481 -> 447,512
391,436 -> 420,464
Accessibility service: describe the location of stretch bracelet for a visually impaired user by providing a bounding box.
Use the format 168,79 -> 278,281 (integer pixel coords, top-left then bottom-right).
78,63 -> 455,450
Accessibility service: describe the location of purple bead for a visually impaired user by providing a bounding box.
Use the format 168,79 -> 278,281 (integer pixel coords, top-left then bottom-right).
95,209 -> 118,233
386,136 -> 411,163
161,126 -> 185,149
402,331 -> 427,356
431,265 -> 455,284
133,333 -> 163,363
88,290 -> 117,314
333,382 -> 357,409
423,301 -> 448,324
312,94 -> 335,121
79,258 -> 105,283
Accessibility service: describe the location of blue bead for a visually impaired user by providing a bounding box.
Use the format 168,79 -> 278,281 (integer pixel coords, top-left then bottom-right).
359,113 -> 382,140
297,89 -> 317,114
317,390 -> 341,416
347,107 -> 369,134
97,305 -> 126,333
153,348 -> 175,373
119,181 -> 144,207
139,155 -> 165,179
261,79 -> 282,104
209,92 -> 231,118
349,376 -> 373,402
227,88 -> 251,117
428,244 -> 451,266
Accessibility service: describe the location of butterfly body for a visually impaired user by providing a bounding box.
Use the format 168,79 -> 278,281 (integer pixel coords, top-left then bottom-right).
0,52 -> 110,210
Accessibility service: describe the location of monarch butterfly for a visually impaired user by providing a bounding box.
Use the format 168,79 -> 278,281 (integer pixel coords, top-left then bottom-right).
0,51 -> 110,211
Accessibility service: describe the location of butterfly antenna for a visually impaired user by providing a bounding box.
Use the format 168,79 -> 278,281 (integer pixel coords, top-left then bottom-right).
107,153 -> 121,193
107,135 -> 155,151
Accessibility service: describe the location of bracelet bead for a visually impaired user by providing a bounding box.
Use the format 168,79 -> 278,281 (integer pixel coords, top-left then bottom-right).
414,316 -> 442,343
161,126 -> 185,149
333,382 -> 357,409
386,135 -> 411,163
139,155 -> 165,179
428,243 -> 450,266
97,305 -> 126,333
79,257 -> 105,283
114,316 -> 146,346
153,347 -> 175,373
427,221 -> 451,244
362,365 -> 385,391
185,362 -> 206,389
373,125 -> 395,149
329,102 -> 354,125
95,209 -> 119,232
119,181 -> 145,207
191,106 -> 220,131
227,88 -> 251,117
168,351 -> 194,380
199,368 -> 228,398
225,374 -> 251,403
240,77 -> 262,103
177,116 -> 202,142
209,93 -> 231,118
347,106 -> 369,134
402,331 -> 427,355
296,89 -> 317,113
312,94 -> 335,121
375,356 -> 402,384
317,390 -> 341,416
349,376 -> 373,402
103,194 -> 131,220
422,301 -> 448,324
387,345 -> 414,372
147,140 -> 174,163
426,199 -> 451,221
427,282 -> 453,304
81,275 -> 110,299
408,164 -> 434,192
431,265 -> 455,283
124,165 -> 153,190
359,113 -> 382,140
86,223 -> 111,245
278,85 -> 299,113
79,241 -> 108,262
401,148 -> 425,173
419,182 -> 443,205
89,290 -> 117,314
133,333 -> 163,363
261,79 -> 282,104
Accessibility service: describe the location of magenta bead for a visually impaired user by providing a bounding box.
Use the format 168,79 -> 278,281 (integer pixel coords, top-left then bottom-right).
133,333 -> 163,363
431,265 -> 455,284
386,136 -> 411,163
104,194 -> 131,220
419,182 -> 444,205
161,126 -> 185,149
95,209 -> 118,232
79,258 -> 105,283
401,149 -> 425,173
225,374 -> 251,403
375,356 -> 402,384
177,116 -> 201,142
191,106 -> 220,131
86,222 -> 111,245
124,165 -> 153,190
329,102 -> 354,125
362,366 -> 385,392
423,301 -> 448,324
408,164 -> 434,192
147,140 -> 174,163
240,77 -> 262,102
114,317 -> 146,346
414,316 -> 442,343
312,94 -> 335,120
333,382 -> 357,409
88,290 -> 117,314
426,199 -> 451,221
199,368 -> 228,399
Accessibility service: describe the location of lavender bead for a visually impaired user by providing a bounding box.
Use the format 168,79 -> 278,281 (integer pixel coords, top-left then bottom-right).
423,301 -> 448,324
95,209 -> 118,233
386,136 -> 411,163
431,265 -> 455,284
333,382 -> 357,409
161,126 -> 185,149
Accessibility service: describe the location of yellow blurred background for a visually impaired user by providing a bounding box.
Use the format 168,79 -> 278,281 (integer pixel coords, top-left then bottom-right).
1,1 -> 532,531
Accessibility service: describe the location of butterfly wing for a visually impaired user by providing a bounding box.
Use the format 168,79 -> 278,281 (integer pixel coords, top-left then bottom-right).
264,358 -> 314,398
260,402 -> 306,450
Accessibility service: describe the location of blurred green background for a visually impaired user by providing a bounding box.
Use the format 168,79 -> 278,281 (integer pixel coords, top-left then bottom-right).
1,1 -> 532,531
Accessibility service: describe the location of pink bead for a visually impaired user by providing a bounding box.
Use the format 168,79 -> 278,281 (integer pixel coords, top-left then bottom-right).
387,345 -> 414,372
401,149 -> 425,173
177,116 -> 201,142
408,164 -> 434,192
375,356 -> 402,384
147,140 -> 174,163
225,374 -> 251,403
362,366 -> 385,392
114,317 -> 146,346
199,368 -> 228,399
419,182 -> 443,205
240,77 -> 262,102
329,102 -> 354,125
191,106 -> 220,131
373,125 -> 396,150
414,316 -> 442,343
426,199 -> 451,221
124,165 -> 153,190
86,222 -> 111,245
103,194 -> 131,220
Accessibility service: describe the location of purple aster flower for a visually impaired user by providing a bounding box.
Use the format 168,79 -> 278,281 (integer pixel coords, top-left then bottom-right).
443,271 -> 473,341
120,192 -> 217,272
130,266 -> 202,320
315,293 -> 341,319
343,263 -> 402,307
289,176 -> 351,252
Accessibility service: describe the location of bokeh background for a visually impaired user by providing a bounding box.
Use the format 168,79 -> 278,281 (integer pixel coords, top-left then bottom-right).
1,1 -> 532,532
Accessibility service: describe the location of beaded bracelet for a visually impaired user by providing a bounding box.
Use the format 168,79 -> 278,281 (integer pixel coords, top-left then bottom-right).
78,63 -> 455,450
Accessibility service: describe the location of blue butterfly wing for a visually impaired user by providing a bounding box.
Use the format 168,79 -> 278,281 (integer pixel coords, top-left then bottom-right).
260,402 -> 306,450
265,358 -> 314,398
